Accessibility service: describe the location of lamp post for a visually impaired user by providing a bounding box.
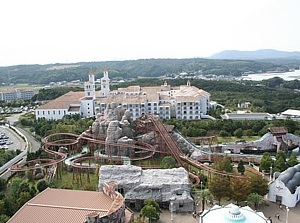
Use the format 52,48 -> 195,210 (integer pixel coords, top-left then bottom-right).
170,201 -> 174,221
269,166 -> 273,181
286,206 -> 289,223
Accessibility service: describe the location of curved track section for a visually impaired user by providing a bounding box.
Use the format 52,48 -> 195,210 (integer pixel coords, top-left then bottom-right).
146,114 -> 200,184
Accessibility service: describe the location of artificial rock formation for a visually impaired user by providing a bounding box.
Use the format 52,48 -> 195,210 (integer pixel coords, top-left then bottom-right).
99,165 -> 194,212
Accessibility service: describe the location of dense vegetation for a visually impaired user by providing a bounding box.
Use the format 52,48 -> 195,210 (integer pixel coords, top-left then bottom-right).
0,58 -> 288,85
19,113 -> 94,137
0,149 -> 21,166
165,118 -> 300,138
31,86 -> 83,101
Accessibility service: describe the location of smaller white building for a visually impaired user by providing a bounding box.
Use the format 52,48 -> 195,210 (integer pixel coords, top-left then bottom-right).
268,163 -> 300,207
200,203 -> 269,223
35,91 -> 85,120
281,109 -> 300,118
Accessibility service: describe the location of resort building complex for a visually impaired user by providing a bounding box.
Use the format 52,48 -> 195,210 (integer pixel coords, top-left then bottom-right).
35,71 -> 211,120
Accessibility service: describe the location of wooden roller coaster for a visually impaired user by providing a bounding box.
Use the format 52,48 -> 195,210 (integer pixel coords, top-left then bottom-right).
10,114 -> 261,186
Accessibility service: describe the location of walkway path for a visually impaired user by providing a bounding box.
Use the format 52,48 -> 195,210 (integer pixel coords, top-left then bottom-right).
154,200 -> 300,223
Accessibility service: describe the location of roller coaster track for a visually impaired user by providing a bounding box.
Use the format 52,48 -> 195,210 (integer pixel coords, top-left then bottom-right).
147,114 -> 200,184
146,114 -> 260,182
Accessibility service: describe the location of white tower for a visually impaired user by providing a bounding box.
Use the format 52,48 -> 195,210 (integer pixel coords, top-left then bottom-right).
84,70 -> 96,98
100,70 -> 110,97
187,80 -> 191,87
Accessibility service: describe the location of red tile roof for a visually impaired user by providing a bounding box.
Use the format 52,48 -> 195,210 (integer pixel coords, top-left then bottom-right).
37,91 -> 85,110
8,188 -> 124,223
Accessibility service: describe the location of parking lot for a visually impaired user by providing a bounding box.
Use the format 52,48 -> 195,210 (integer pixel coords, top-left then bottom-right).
0,126 -> 24,151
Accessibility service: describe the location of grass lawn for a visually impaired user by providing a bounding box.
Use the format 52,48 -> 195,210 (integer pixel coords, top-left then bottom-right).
51,169 -> 99,191
218,136 -> 261,144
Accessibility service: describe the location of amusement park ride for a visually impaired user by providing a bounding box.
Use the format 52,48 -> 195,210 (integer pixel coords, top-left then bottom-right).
10,114 -> 260,186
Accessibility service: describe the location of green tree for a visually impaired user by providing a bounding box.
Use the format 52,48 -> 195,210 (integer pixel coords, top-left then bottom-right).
214,156 -> 233,172
237,160 -> 245,175
249,175 -> 269,196
17,192 -> 31,207
0,200 -> 5,215
37,180 -> 48,192
219,130 -> 230,137
244,129 -> 254,137
30,186 -> 37,197
230,178 -> 251,205
287,154 -> 299,167
140,198 -> 161,223
247,193 -> 263,210
160,156 -> 178,169
208,176 -> 231,205
0,179 -> 7,192
17,181 -> 30,196
274,151 -> 287,172
0,214 -> 9,223
259,152 -> 273,173
234,128 -> 243,138
195,189 -> 212,212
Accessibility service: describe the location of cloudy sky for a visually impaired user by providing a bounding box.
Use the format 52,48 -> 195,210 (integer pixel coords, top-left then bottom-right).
1,0 -> 300,66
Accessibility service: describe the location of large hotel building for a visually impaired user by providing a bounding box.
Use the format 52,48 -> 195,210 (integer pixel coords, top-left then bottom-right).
35,71 -> 210,120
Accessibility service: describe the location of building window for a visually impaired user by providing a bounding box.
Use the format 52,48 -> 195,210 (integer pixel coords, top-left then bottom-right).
190,116 -> 193,119
48,111 -> 50,115
42,111 -> 45,115
53,111 -> 55,115
58,111 -> 61,115
37,111 -> 39,115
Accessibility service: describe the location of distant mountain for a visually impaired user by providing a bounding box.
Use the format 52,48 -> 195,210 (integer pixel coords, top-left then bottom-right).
0,58 -> 289,85
209,49 -> 300,60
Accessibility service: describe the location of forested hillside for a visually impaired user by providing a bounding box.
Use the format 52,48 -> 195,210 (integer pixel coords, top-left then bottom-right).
0,58 -> 287,85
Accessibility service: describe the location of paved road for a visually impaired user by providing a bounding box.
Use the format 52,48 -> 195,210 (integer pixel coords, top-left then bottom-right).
15,127 -> 41,153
